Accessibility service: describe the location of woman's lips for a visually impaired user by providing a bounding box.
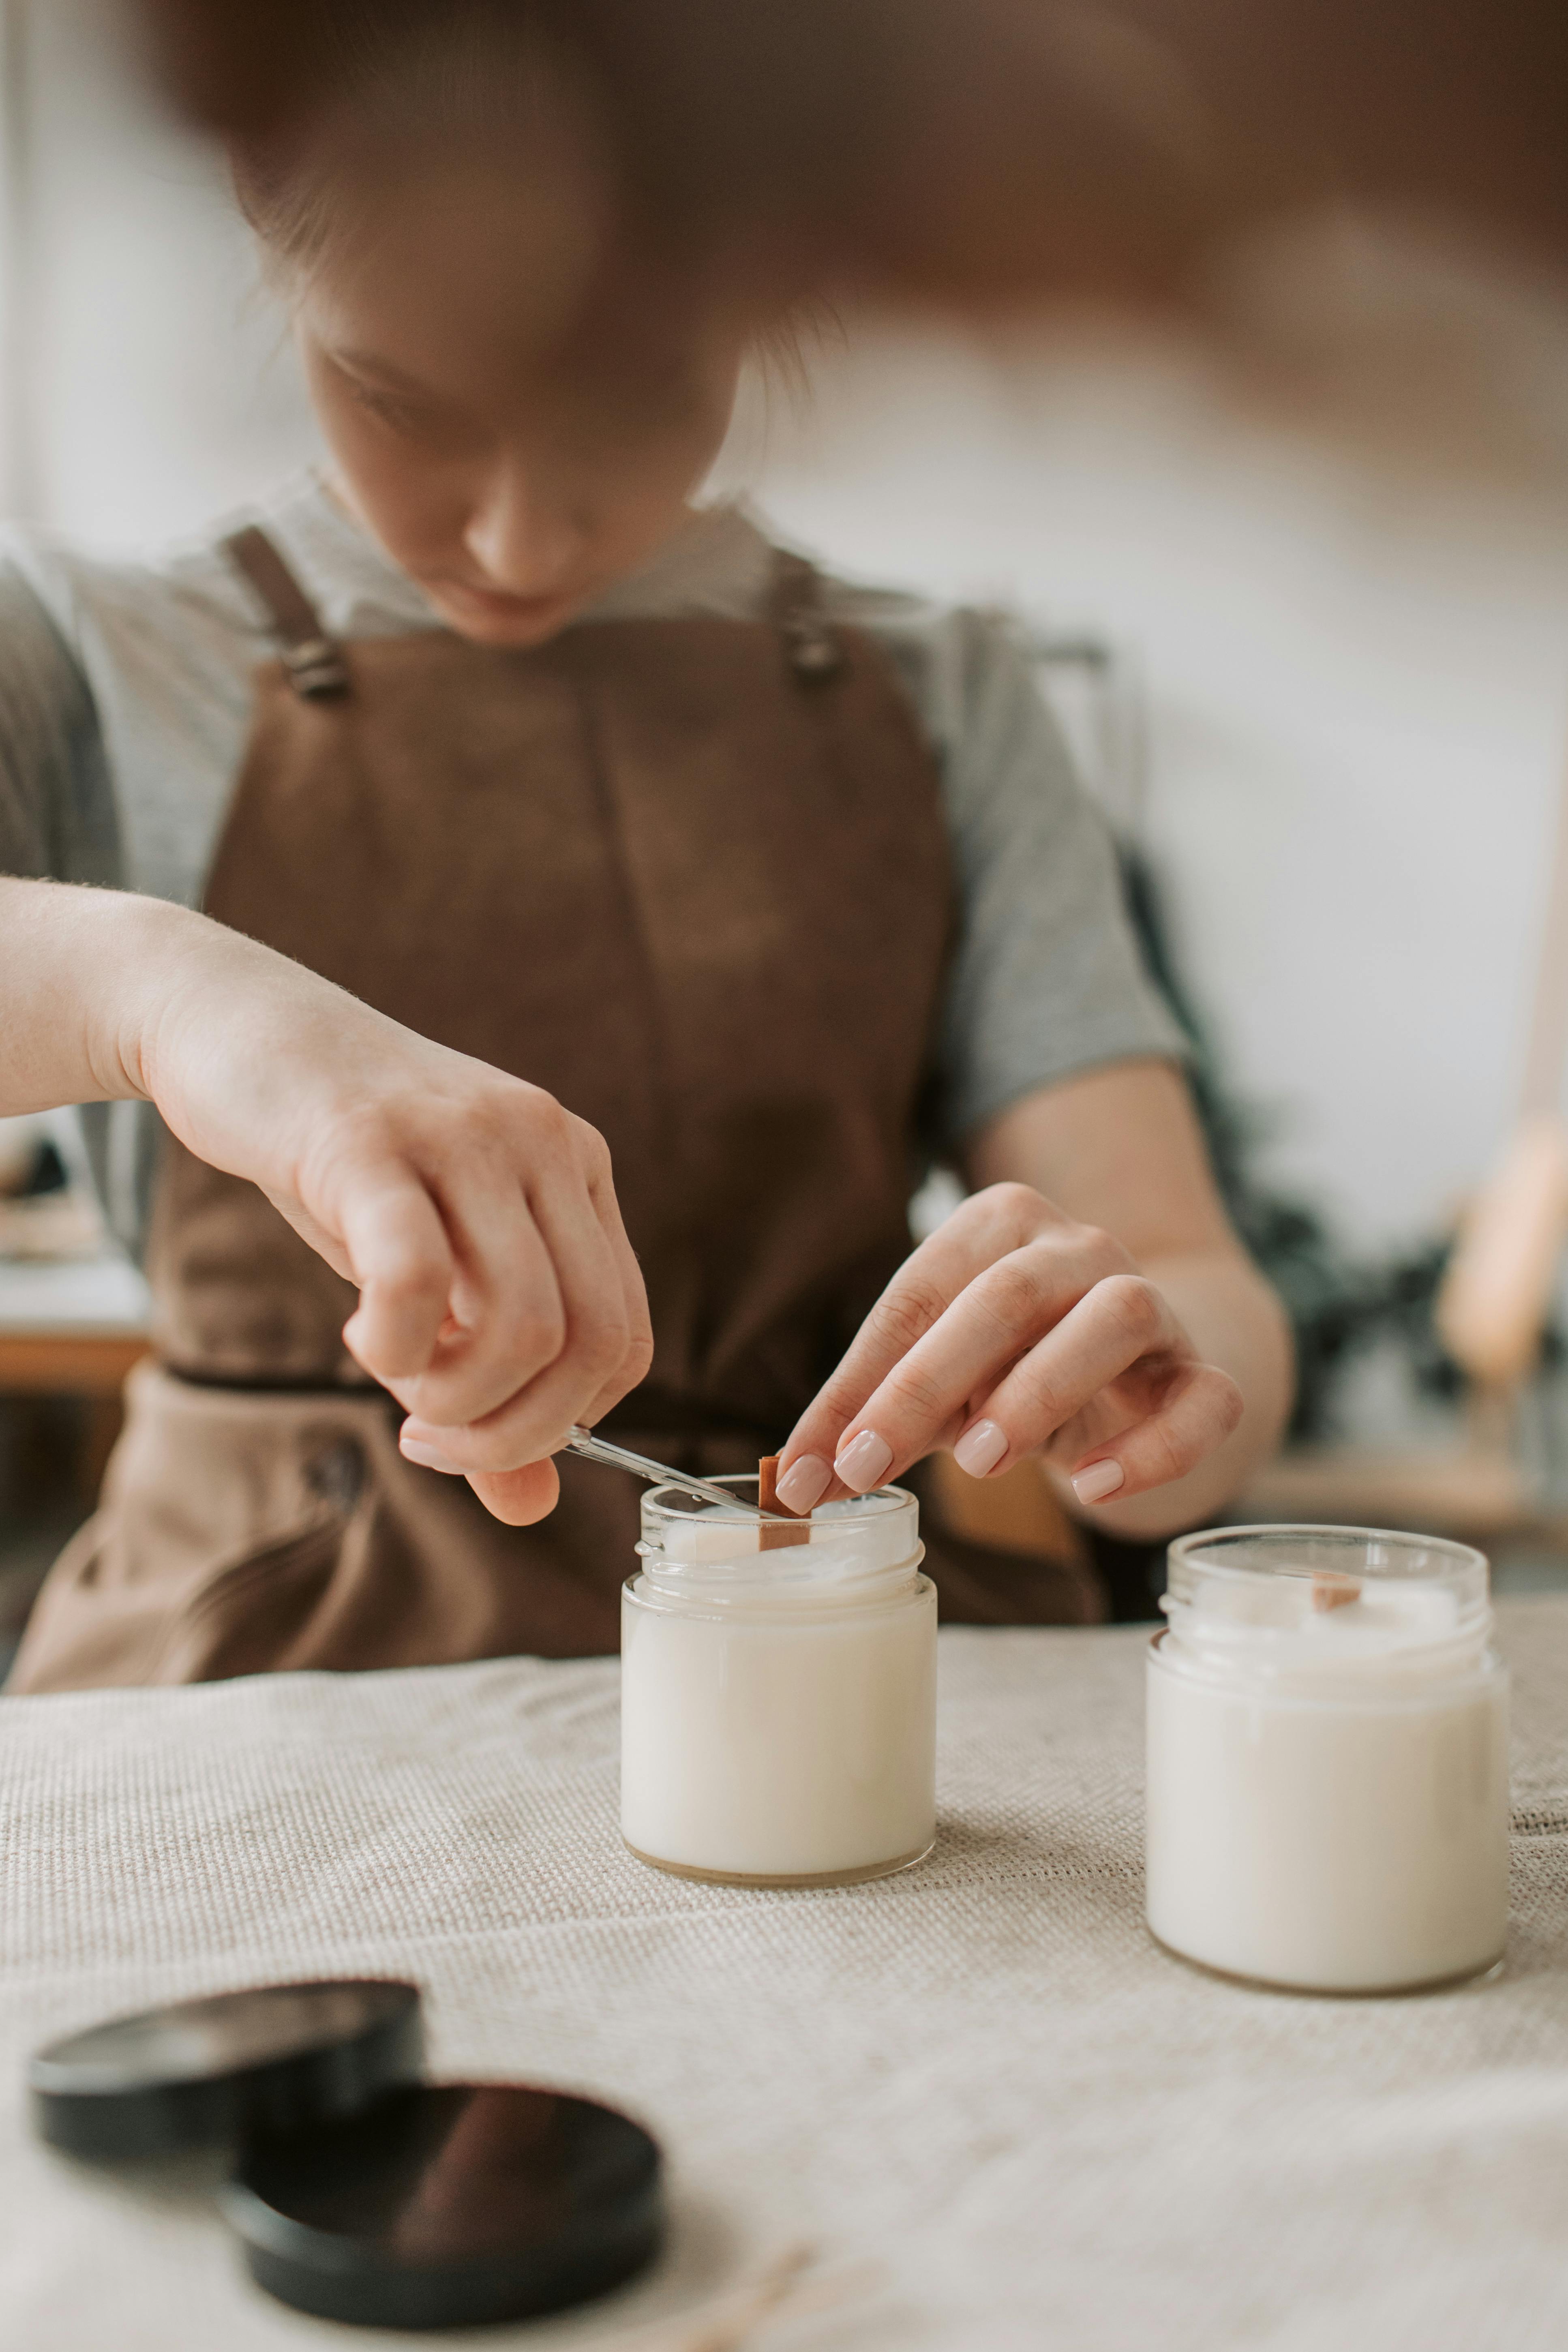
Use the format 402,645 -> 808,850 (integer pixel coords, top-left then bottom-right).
434,576 -> 588,636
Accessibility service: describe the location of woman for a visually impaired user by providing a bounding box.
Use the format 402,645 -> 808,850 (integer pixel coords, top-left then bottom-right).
0,13 -> 1289,1688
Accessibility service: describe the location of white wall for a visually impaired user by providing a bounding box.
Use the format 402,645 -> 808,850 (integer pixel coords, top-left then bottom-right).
3,0 -> 320,534
739,321 -> 1568,1249
7,0 -> 1568,1252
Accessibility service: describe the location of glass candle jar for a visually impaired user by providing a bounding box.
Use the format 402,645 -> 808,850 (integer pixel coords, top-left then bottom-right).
1146,1525 -> 1510,1994
621,1478 -> 936,1887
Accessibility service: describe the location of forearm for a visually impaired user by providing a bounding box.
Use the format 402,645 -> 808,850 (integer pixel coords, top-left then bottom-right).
1057,1245 -> 1293,1538
0,877 -> 373,1173
0,878 -> 196,1114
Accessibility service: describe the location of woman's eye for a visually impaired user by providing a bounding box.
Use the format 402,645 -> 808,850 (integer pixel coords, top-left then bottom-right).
346,383 -> 432,435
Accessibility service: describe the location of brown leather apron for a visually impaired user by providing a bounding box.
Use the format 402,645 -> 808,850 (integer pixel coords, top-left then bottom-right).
11,532 -> 1101,1693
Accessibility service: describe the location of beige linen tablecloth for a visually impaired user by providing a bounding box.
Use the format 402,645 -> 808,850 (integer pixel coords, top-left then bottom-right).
4,1600 -> 1568,2352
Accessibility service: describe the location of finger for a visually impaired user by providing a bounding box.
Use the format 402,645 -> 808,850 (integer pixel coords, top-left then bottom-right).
435,1202 -> 628,1472
394,1426 -> 564,1527
1067,1361 -> 1245,1506
950,1274 -> 1188,1482
576,1139 -> 655,1424
334,1173 -> 456,1383
465,1459 -> 562,1527
399,1133 -> 649,1474
384,1140 -> 573,1425
398,1208 -> 566,1430
777,1187 -> 1083,1506
818,1233 -> 1138,1496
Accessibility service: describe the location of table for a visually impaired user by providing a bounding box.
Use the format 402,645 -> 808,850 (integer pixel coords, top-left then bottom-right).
0,1257 -> 150,1569
0,1253 -> 150,1396
3,1605 -> 1568,2351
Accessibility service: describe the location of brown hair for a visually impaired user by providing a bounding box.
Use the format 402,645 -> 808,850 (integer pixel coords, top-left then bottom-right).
229,2 -> 607,285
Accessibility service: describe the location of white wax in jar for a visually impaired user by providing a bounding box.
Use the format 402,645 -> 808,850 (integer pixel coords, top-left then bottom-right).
621,1489 -> 936,1885
1146,1544 -> 1510,1993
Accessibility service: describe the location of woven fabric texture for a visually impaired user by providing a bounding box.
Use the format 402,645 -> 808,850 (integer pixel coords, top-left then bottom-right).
3,1601 -> 1568,2349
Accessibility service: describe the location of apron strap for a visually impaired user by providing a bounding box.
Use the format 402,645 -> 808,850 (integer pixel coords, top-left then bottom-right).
770,551 -> 844,683
225,526 -> 834,698
224,525 -> 351,702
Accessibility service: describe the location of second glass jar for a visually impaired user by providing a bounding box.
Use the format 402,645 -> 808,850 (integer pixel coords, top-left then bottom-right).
1146,1523 -> 1510,1994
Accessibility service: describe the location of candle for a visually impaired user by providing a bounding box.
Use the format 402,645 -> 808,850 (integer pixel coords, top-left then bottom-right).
1146,1525 -> 1510,1994
621,1480 -> 936,1886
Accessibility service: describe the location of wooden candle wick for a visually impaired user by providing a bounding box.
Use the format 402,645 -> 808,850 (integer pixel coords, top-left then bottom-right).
759,1455 -> 812,1549
1311,1572 -> 1361,1611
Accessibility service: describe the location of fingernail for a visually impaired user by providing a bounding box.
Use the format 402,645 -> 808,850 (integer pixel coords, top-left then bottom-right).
400,1434 -> 464,1475
833,1429 -> 894,1494
1071,1459 -> 1125,1506
775,1454 -> 831,1513
953,1419 -> 1008,1478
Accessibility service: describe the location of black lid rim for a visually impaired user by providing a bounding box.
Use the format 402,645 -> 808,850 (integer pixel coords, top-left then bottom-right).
29,1981 -> 424,2160
220,2142 -> 663,2277
233,2187 -> 665,2332
27,1981 -> 421,2097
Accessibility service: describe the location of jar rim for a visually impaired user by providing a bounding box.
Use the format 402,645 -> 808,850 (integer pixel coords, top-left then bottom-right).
638,1478 -> 921,1611
624,1568 -> 935,1625
1161,1521 -> 1493,1679
643,1474 -> 911,1529
1168,1521 -> 1488,1597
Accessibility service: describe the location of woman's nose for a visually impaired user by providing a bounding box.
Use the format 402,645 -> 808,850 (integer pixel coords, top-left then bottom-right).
463,471 -> 588,595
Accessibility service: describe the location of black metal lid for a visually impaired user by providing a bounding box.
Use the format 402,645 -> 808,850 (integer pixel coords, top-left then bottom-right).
29,1979 -> 423,2161
221,2082 -> 664,2331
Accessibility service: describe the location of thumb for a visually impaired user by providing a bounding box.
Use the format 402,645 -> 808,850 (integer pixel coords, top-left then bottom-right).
465,1459 -> 561,1526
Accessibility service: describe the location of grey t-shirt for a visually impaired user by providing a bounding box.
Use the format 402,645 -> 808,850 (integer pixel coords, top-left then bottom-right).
0,477 -> 1184,1252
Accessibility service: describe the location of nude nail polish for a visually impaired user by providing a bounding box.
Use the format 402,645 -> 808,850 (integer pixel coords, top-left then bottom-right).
400,1435 -> 464,1475
953,1419 -> 1007,1478
833,1429 -> 894,1494
1071,1459 -> 1125,1506
775,1454 -> 831,1513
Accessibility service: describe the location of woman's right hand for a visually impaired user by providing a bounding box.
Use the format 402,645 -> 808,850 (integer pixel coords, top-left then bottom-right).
1,883 -> 651,1525
154,909 -> 653,1523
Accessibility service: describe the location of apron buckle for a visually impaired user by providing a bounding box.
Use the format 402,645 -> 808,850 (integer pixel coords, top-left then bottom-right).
283,640 -> 351,700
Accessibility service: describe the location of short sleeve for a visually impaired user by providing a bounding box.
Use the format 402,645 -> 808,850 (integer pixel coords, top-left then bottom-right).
0,557 -> 114,886
922,608 -> 1188,1148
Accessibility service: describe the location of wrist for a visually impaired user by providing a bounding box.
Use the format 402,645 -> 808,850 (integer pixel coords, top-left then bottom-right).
105,894 -> 228,1109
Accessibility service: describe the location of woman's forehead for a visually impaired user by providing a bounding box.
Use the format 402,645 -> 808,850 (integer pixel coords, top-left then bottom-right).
306,240 -> 746,416
302,163 -> 606,375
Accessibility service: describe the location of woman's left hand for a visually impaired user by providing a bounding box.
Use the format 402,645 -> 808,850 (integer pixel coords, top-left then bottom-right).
772,1182 -> 1244,1516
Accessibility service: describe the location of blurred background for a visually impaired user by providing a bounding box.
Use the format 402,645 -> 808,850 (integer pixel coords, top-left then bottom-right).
6,0 -> 1568,1646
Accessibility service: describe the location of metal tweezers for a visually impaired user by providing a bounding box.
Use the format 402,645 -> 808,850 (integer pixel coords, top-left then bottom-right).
561,1424 -> 790,1516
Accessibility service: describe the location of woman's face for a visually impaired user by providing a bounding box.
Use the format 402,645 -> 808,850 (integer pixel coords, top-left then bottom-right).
296,179 -> 747,647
